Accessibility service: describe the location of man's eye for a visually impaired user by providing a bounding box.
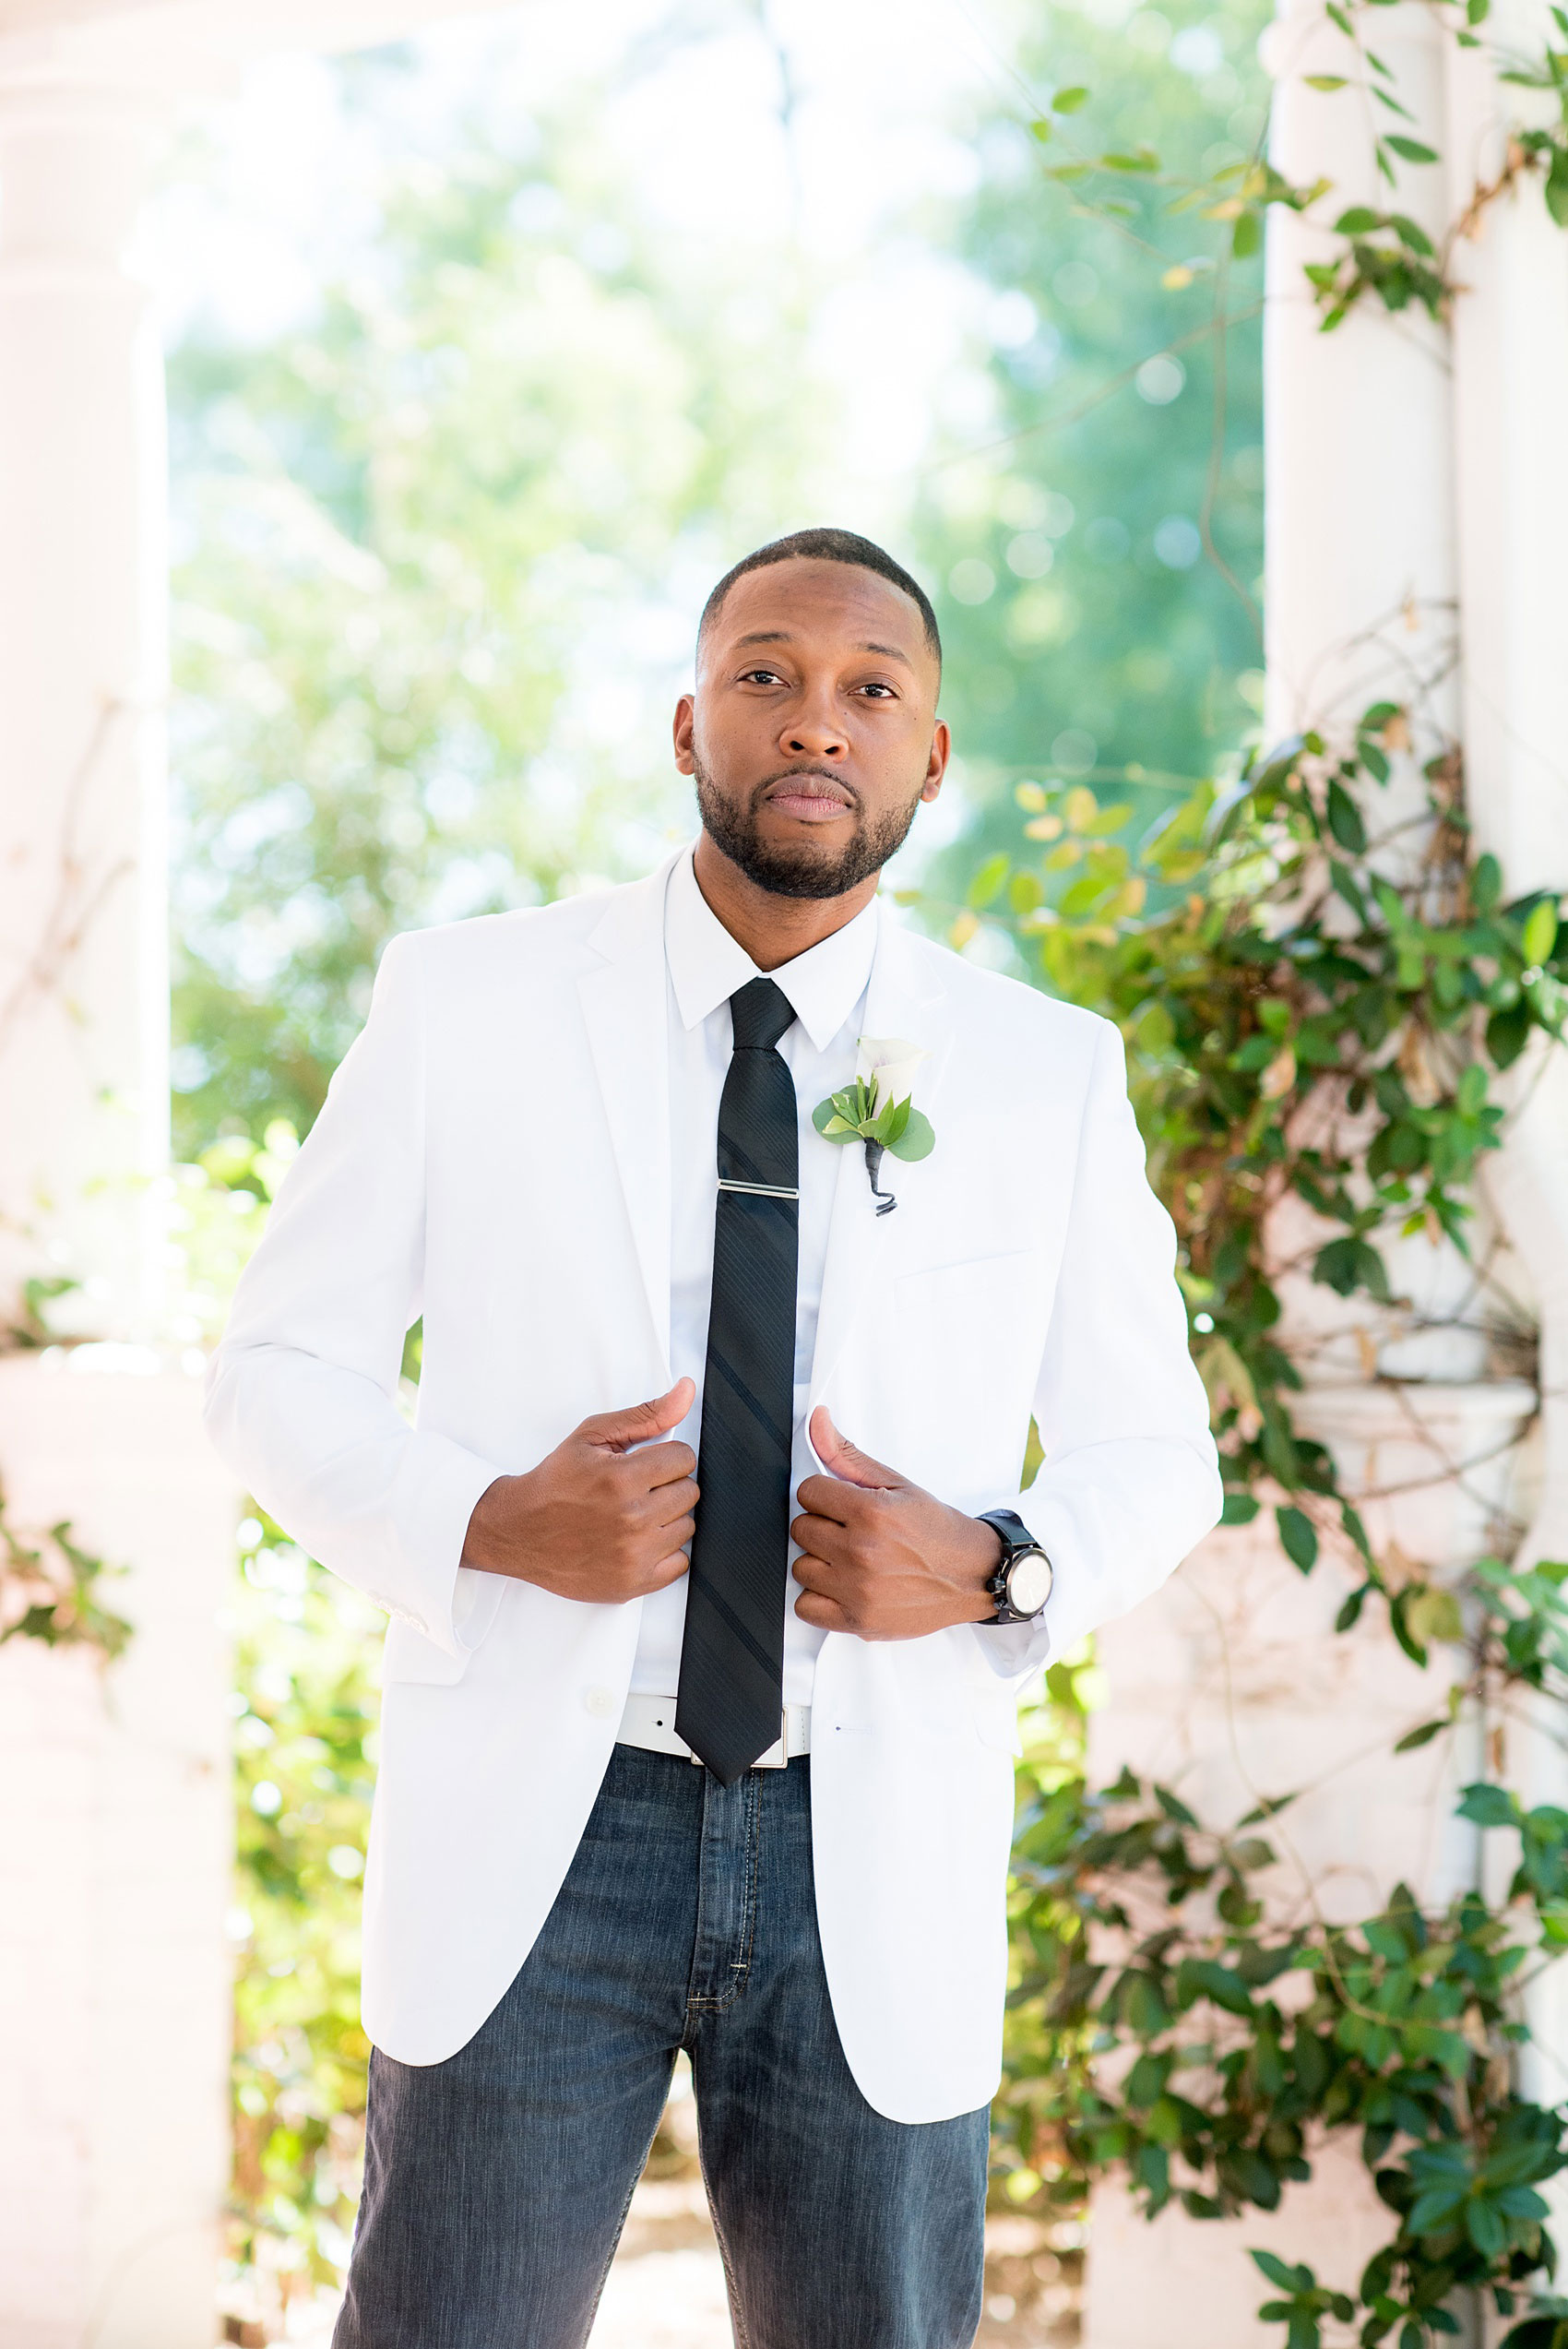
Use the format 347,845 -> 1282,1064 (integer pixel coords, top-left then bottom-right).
741,668 -> 784,686
859,683 -> 897,699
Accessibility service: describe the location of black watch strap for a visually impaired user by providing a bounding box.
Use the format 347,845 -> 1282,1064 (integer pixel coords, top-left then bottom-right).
977,1508 -> 1052,1625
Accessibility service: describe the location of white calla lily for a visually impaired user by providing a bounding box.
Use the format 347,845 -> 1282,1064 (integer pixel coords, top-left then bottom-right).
855,1035 -> 929,1120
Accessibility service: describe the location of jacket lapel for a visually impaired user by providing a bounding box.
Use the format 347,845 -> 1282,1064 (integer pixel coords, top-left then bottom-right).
806,906 -> 955,1410
576,855 -> 681,1381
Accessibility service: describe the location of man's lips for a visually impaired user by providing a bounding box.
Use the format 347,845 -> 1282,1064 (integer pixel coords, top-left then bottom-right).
761,775 -> 855,824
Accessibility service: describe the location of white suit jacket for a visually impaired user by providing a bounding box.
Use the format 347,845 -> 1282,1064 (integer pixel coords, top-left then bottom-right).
205,849 -> 1221,2123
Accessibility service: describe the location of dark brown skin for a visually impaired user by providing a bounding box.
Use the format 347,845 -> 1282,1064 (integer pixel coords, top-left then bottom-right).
462,557 -> 1000,1632
462,1381 -> 700,1604
675,557 -> 948,970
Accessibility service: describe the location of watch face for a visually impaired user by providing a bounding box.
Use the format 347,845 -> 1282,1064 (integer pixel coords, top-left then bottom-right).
1007,1552 -> 1052,1616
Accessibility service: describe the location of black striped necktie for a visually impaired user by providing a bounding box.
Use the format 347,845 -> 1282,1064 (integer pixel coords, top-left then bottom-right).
675,977 -> 800,1785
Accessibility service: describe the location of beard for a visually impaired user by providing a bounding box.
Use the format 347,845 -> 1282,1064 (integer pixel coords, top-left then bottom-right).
691,753 -> 922,901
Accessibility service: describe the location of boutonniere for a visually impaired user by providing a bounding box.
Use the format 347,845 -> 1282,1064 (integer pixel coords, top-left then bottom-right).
811,1036 -> 935,1216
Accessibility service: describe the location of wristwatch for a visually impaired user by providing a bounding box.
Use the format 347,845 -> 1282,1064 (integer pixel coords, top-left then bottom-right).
977,1509 -> 1053,1625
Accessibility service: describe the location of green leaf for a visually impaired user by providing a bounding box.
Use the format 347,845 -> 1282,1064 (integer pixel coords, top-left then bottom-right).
1277,1506 -> 1319,1572
1221,1490 -> 1261,1525
813,1099 -> 856,1139
1030,116 -> 1053,143
1522,897 -> 1560,967
1394,1718 -> 1449,1751
1313,1234 -> 1391,1301
1233,209 -> 1262,259
1326,779 -> 1367,852
1251,2248 -> 1313,2293
1386,135 -> 1440,163
1457,1781 -> 1521,1829
885,1107 -> 935,1163
1304,72 -> 1348,89
1488,1001 -> 1533,1069
1053,84 -> 1090,112
968,852 -> 1009,910
1336,206 -> 1383,233
1467,2194 -> 1507,2259
1548,148 -> 1568,231
1336,1584 -> 1369,1632
1406,1584 -> 1463,1647
875,1095 -> 912,1148
1472,852 -> 1503,912
1388,212 -> 1435,256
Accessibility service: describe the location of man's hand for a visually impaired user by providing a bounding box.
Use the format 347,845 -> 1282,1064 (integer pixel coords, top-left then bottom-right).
790,1407 -> 1001,1640
462,1378 -> 698,1604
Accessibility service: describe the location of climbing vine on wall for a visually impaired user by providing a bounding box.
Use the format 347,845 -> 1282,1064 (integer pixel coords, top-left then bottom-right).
1027,0 -> 1568,335
944,730 -> 1568,2342
948,0 -> 1568,2335
0,1476 -> 132,1659
942,714 -> 1568,2341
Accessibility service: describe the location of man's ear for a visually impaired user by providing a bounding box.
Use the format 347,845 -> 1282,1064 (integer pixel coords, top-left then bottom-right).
672,693 -> 696,777
921,720 -> 951,802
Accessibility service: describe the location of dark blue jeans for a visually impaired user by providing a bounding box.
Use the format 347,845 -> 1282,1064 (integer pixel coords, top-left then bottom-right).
333,1745 -> 988,2348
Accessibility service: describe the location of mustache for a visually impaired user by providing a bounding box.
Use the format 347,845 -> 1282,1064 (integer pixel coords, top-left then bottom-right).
753,767 -> 862,812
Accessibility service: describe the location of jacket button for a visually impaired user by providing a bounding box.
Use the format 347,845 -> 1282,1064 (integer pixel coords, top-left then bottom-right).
583,1686 -> 617,1719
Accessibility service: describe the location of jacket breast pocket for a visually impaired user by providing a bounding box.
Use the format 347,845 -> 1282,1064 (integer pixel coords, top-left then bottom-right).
890,1250 -> 1042,1502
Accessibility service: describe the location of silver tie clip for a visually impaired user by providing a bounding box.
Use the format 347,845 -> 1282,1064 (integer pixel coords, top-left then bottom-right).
718,1178 -> 800,1200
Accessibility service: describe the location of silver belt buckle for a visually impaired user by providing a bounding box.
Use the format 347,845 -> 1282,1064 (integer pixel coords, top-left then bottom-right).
753,1711 -> 790,1770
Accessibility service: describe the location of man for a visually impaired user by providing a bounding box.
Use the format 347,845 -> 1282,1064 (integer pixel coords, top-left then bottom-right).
207,526 -> 1220,2348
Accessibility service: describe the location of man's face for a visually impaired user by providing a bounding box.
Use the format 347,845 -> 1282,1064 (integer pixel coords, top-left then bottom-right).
673,559 -> 949,900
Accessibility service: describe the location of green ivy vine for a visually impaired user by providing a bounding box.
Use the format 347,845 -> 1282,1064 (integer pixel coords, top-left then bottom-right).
1028,0 -> 1568,338
939,717 -> 1568,2344
0,1474 -> 131,1660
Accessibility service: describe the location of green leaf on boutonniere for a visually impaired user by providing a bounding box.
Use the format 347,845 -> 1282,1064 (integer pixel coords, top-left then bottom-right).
813,1096 -> 861,1142
885,1108 -> 935,1163
876,1096 -> 913,1148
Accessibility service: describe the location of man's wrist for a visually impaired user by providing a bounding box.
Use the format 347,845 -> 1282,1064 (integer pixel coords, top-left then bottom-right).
950,1510 -> 1004,1623
461,1473 -> 529,1578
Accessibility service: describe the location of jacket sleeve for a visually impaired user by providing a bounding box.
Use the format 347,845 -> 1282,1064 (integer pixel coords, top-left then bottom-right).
203,933 -> 504,1660
974,1017 -> 1222,1683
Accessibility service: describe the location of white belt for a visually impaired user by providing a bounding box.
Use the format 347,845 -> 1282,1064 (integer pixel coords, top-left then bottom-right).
616,1690 -> 812,1770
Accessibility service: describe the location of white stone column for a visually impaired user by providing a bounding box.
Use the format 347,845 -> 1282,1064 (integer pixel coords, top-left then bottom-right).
0,1356 -> 237,2349
0,77 -> 173,1340
1080,4 -> 1563,2342
0,60 -> 239,2349
1263,0 -> 1456,747
1444,0 -> 1568,2182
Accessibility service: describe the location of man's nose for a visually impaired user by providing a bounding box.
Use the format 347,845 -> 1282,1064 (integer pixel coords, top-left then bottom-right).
780,699 -> 846,759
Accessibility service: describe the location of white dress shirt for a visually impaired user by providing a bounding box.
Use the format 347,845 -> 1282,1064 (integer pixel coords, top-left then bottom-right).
627,847 -> 878,1708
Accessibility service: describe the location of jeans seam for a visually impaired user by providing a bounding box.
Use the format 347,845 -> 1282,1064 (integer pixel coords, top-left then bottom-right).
732,1770 -> 760,1995
575,2058 -> 676,2347
684,1770 -> 761,2021
697,2152 -> 754,2349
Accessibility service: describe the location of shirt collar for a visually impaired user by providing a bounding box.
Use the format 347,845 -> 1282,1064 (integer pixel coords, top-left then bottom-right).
664,844 -> 878,1054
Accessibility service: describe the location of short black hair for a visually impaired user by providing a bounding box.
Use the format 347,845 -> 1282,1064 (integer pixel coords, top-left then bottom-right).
698,527 -> 942,666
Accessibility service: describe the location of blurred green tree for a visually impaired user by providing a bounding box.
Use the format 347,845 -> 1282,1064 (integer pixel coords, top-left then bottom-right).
915,0 -> 1271,912
169,82 -> 827,1158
